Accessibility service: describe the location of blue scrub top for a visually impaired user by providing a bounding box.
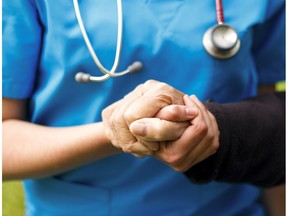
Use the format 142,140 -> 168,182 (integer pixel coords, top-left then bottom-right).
3,0 -> 285,215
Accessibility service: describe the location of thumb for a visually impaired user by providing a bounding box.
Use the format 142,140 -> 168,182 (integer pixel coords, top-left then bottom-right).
129,118 -> 189,141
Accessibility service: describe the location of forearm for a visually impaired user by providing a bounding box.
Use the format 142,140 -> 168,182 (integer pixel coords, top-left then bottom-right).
3,119 -> 121,180
262,184 -> 285,216
185,92 -> 285,187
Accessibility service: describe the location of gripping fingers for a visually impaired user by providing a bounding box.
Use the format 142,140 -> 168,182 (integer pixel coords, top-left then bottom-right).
130,118 -> 190,142
154,124 -> 210,172
155,104 -> 198,121
151,96 -> 219,172
124,141 -> 154,157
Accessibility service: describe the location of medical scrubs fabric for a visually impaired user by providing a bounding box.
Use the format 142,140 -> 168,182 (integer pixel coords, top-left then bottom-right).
3,0 -> 285,215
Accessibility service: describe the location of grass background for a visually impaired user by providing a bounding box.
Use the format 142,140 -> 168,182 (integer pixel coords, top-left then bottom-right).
2,181 -> 25,216
2,81 -> 285,216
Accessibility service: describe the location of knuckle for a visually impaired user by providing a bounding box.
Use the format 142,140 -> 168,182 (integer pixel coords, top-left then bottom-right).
108,118 -> 115,129
129,84 -> 144,97
122,144 -> 133,153
211,140 -> 220,151
156,82 -> 168,90
196,122 -> 208,135
209,112 -> 217,122
199,103 -> 208,112
167,106 -> 180,119
144,80 -> 157,88
155,83 -> 176,96
145,81 -> 168,92
123,109 -> 136,123
135,83 -> 144,92
144,79 -> 154,85
206,131 -> 215,143
165,154 -> 183,166
123,92 -> 132,100
155,94 -> 173,106
101,108 -> 109,120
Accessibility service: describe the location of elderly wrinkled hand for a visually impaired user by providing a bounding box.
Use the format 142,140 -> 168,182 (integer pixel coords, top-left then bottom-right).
101,80 -> 190,157
130,95 -> 219,171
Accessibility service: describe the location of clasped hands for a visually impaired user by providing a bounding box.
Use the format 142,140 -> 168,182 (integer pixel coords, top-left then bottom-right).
102,80 -> 219,171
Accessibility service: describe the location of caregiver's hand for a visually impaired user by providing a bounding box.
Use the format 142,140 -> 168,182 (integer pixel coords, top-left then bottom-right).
130,95 -> 220,171
101,80 -> 194,157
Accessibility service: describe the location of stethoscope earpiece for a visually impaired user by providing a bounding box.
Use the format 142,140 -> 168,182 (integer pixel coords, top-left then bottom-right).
74,0 -> 241,83
203,24 -> 240,59
73,0 -> 143,83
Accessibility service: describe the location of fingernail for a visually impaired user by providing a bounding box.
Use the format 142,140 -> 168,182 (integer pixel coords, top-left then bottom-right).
132,153 -> 145,158
186,107 -> 197,117
144,150 -> 154,156
190,95 -> 197,99
131,122 -> 146,136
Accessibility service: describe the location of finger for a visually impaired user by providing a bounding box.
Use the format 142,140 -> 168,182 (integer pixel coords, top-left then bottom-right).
130,118 -> 190,141
124,82 -> 185,125
102,99 -> 123,148
183,94 -> 195,107
131,153 -> 146,158
187,95 -> 212,130
153,96 -> 219,172
155,104 -> 197,121
189,95 -> 212,125
136,140 -> 160,151
190,95 -> 219,146
102,99 -> 123,124
184,95 -> 209,130
109,84 -> 147,148
207,111 -> 219,138
185,95 -> 220,165
125,141 -> 154,156
154,123 -> 207,165
189,95 -> 208,112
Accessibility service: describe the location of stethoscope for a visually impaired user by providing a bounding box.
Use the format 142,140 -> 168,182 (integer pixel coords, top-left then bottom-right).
74,0 -> 240,83
203,0 -> 240,59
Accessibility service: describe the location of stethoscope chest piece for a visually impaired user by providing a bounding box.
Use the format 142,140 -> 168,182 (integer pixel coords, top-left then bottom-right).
203,24 -> 240,59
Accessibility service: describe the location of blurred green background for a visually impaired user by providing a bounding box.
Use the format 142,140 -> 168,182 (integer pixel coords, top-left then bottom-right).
2,181 -> 25,216
2,81 -> 285,216
276,80 -> 285,92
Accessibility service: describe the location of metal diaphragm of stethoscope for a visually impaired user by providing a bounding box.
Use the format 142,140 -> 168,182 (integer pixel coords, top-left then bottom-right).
73,0 -> 240,83
203,0 -> 240,59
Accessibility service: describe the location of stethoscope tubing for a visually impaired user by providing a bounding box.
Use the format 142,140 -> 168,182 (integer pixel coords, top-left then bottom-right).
73,0 -> 132,79
74,0 -> 240,83
216,0 -> 225,24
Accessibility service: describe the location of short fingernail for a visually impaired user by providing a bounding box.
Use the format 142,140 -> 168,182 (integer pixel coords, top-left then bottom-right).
144,150 -> 154,156
131,122 -> 146,136
186,107 -> 197,117
132,153 -> 145,158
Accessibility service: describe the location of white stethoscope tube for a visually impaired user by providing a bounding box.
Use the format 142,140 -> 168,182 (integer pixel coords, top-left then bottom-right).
74,0 -> 240,83
73,0 -> 142,82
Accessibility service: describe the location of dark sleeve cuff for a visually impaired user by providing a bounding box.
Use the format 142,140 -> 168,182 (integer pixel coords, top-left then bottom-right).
185,92 -> 285,187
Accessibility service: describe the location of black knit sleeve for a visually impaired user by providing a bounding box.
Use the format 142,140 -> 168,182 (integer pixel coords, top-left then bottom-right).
184,92 -> 285,188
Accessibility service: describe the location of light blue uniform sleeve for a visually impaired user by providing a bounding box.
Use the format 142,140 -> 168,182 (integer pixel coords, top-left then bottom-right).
3,0 -> 43,99
251,1 -> 285,84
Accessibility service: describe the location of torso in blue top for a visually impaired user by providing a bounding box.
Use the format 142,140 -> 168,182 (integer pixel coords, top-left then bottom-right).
2,0 -> 285,215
